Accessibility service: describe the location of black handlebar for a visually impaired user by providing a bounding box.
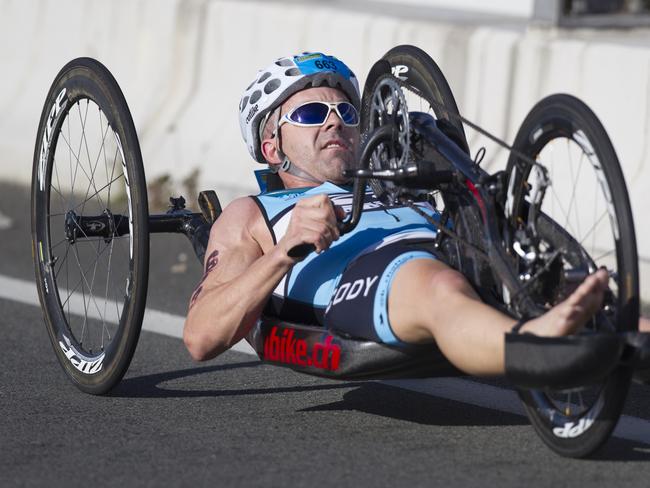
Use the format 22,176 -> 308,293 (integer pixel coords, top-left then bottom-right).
286,220 -> 349,259
286,125 -> 394,260
287,243 -> 317,259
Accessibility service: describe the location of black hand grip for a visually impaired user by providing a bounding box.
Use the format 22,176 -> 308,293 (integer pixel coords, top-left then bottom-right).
287,243 -> 316,259
286,221 -> 349,260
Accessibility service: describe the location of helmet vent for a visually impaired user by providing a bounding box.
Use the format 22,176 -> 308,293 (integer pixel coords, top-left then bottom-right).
264,79 -> 281,94
275,58 -> 293,67
284,68 -> 300,76
249,90 -> 262,104
239,96 -> 249,112
258,72 -> 271,83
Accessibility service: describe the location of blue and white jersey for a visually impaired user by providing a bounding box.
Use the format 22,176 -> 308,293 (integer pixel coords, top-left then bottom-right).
251,182 -> 440,323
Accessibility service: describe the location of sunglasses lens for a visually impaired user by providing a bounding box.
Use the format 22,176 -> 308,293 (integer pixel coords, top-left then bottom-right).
289,102 -> 330,125
337,102 -> 359,125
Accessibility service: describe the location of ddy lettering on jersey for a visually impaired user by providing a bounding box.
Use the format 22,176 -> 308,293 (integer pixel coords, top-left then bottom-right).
263,326 -> 341,371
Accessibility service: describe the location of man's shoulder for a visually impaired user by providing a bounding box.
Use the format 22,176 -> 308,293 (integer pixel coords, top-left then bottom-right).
219,195 -> 261,220
208,196 -> 261,239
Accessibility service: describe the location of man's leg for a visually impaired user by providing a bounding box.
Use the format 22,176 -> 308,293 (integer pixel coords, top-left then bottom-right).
388,259 -> 609,376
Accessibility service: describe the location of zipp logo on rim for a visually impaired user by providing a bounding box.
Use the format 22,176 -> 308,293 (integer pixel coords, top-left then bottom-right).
552,418 -> 595,438
58,335 -> 104,374
38,88 -> 68,191
392,65 -> 409,81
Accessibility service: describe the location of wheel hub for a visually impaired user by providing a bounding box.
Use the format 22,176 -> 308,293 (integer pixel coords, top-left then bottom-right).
64,210 -> 79,244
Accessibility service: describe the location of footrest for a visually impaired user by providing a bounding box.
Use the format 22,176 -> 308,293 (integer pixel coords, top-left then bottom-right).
505,333 -> 624,390
624,332 -> 650,383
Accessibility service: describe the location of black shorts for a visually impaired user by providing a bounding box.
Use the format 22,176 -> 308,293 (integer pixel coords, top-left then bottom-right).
324,244 -> 438,345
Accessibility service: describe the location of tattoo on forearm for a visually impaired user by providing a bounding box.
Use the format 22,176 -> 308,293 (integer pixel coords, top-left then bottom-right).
189,250 -> 220,309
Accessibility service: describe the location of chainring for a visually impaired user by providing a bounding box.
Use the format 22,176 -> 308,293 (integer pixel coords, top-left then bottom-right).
366,76 -> 410,205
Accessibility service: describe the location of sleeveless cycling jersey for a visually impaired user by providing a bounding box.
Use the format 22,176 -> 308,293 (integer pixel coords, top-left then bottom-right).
251,182 -> 441,325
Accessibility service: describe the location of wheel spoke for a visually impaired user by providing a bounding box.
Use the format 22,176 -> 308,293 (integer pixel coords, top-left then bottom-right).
70,101 -> 89,202
70,240 -> 90,346
69,239 -> 107,331
53,172 -> 125,217
58,116 -> 113,216
58,238 -> 115,311
78,102 -> 111,214
565,144 -> 586,240
54,241 -> 71,280
102,232 -> 117,347
67,112 -> 76,209
52,154 -> 68,216
579,210 -> 608,248
50,236 -> 69,252
592,248 -> 615,262
548,184 -> 578,237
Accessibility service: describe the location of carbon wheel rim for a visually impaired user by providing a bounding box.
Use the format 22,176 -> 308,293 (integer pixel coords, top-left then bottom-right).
36,91 -> 135,374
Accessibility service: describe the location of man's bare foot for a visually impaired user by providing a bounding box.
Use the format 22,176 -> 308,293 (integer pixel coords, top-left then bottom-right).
640,317 -> 650,333
518,268 -> 609,337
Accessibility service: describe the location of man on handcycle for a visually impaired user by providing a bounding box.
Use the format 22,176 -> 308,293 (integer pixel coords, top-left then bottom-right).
182,51 -> 614,376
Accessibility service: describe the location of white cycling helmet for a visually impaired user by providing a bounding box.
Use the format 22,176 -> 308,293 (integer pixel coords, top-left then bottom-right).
239,52 -> 360,164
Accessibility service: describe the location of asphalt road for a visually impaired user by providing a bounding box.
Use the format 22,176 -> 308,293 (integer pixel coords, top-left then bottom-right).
3,181 -> 650,487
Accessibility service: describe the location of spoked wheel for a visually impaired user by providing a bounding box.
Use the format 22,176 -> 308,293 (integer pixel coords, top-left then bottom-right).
360,44 -> 469,205
505,94 -> 639,457
31,58 -> 149,395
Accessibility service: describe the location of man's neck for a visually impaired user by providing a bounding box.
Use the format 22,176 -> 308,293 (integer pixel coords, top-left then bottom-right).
279,173 -> 324,189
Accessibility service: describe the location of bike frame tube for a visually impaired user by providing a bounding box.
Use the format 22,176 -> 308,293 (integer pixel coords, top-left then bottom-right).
70,211 -> 204,239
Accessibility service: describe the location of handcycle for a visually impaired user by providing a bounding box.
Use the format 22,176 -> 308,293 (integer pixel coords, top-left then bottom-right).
31,45 -> 650,458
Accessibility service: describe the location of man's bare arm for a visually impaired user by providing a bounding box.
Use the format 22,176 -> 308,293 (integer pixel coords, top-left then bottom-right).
183,193 -> 340,361
183,197 -> 294,361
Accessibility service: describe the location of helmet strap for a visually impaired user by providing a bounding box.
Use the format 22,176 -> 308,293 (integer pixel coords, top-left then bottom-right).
277,158 -> 323,185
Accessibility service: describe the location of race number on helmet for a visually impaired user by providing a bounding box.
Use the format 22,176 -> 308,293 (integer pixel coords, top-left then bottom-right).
239,52 -> 360,164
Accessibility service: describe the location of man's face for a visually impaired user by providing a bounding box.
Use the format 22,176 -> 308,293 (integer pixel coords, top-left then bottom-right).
277,86 -> 360,184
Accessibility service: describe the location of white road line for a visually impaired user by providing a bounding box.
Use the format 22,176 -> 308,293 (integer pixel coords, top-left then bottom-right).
0,274 -> 256,353
3,273 -> 650,446
0,211 -> 12,230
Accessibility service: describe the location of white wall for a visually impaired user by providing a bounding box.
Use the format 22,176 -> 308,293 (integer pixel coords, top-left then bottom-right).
1,0 -> 649,300
364,0 -> 535,17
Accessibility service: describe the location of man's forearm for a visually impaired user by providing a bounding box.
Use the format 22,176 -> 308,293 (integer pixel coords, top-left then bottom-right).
183,246 -> 293,360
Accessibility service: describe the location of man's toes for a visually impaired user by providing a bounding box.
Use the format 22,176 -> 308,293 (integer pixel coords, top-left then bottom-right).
569,277 -> 598,303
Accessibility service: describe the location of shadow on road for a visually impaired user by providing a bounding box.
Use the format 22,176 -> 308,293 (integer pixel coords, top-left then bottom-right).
301,382 -> 529,427
110,360 -> 364,399
302,384 -> 650,459
103,358 -> 650,460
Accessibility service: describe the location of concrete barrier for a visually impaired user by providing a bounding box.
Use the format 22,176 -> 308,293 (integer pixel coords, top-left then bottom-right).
1,0 -> 649,300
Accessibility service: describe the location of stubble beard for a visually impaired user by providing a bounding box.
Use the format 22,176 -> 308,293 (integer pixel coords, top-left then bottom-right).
319,154 -> 355,184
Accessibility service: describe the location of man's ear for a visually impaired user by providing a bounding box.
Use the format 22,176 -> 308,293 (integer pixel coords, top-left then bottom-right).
261,138 -> 282,165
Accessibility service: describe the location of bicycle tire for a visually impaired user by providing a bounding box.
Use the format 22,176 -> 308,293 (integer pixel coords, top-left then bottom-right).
360,45 -> 469,168
505,94 -> 639,457
377,45 -> 469,152
31,57 -> 149,395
